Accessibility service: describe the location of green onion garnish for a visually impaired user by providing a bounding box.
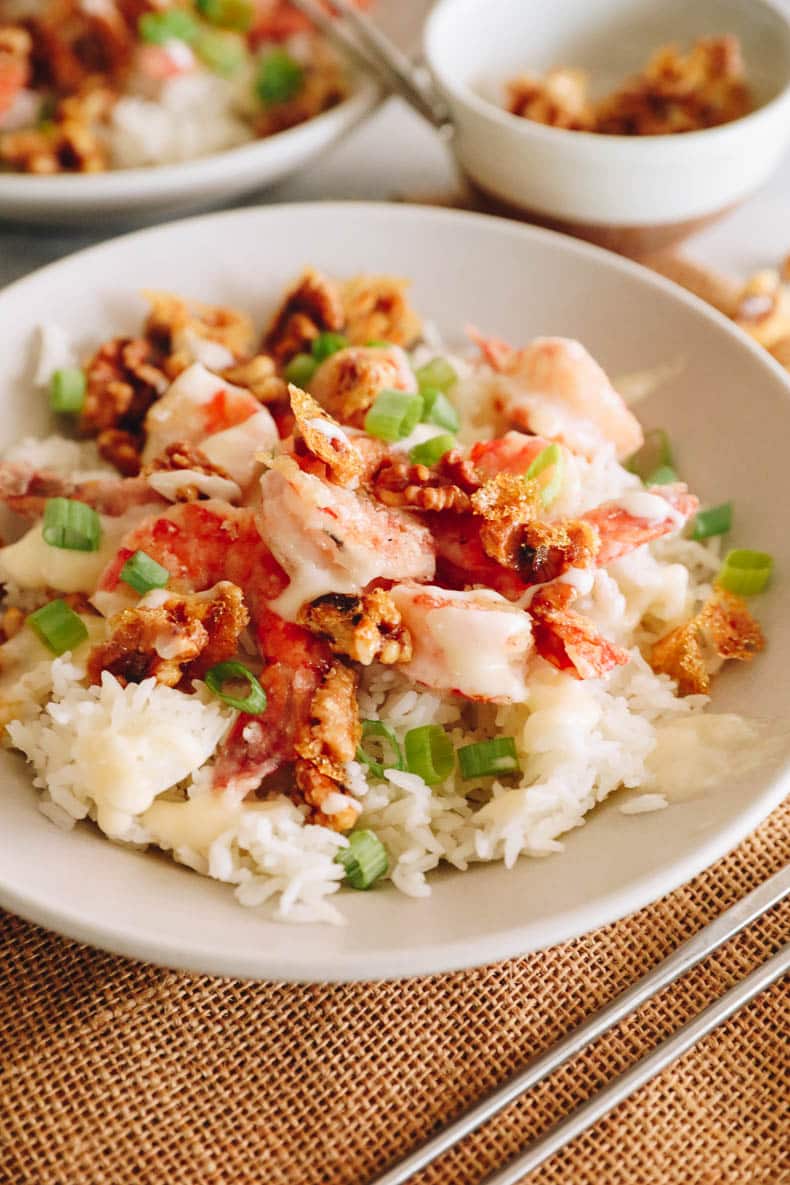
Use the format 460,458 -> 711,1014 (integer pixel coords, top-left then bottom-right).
356,719 -> 404,779
404,725 -> 454,785
120,550 -> 170,595
205,661 -> 267,714
138,8 -> 199,43
366,339 -> 392,348
311,332 -> 349,363
415,357 -> 457,394
458,737 -> 521,779
284,352 -> 319,386
364,389 -> 424,442
335,829 -> 388,890
409,433 -> 456,467
255,48 -> 305,106
691,501 -> 733,541
195,29 -> 246,76
196,0 -> 253,32
49,367 -> 86,414
717,549 -> 773,596
421,387 -> 460,433
524,442 -> 565,506
42,498 -> 101,552
646,465 -> 679,486
625,428 -> 673,481
27,599 -> 88,656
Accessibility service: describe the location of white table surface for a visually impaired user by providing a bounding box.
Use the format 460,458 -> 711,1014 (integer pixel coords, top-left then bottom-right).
0,1 -> 788,288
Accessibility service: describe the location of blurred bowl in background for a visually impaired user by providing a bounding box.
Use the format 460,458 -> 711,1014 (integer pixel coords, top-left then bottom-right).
425,0 -> 790,255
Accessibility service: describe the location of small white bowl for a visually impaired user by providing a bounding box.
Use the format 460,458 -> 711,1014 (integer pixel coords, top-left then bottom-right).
425,0 -> 790,254
0,77 -> 378,226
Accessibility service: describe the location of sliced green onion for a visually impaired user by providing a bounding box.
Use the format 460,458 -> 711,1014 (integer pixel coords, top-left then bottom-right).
717,549 -> 773,596
335,829 -> 388,890
49,367 -> 86,414
364,389 -> 424,442
404,725 -> 454,785
525,442 -> 565,507
409,433 -> 456,467
691,501 -> 733,541
356,719 -> 404,779
196,0 -> 253,32
284,352 -> 318,386
255,48 -> 304,105
27,599 -> 88,656
458,737 -> 521,779
366,339 -> 392,348
415,357 -> 457,394
42,498 -> 101,552
205,661 -> 267,714
195,29 -> 246,76
625,428 -> 673,480
646,465 -> 678,486
120,550 -> 170,595
311,331 -> 349,362
139,8 -> 198,43
421,387 -> 460,433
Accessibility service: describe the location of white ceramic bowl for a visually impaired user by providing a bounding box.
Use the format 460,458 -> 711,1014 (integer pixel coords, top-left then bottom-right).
425,0 -> 790,253
0,202 -> 788,982
0,79 -> 378,225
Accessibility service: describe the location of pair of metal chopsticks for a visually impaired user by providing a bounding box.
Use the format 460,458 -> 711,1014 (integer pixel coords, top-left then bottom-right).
369,865 -> 789,1185
289,0 -> 451,129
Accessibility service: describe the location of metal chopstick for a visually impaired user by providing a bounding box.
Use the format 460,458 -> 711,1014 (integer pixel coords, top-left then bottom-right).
484,943 -> 789,1185
289,0 -> 449,128
370,864 -> 790,1185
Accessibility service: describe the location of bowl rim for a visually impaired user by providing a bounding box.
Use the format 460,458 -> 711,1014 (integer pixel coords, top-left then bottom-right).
424,0 -> 790,151
0,199 -> 789,982
0,75 -> 378,198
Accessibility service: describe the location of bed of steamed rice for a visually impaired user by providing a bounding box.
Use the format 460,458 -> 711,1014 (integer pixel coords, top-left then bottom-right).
2,345 -> 755,925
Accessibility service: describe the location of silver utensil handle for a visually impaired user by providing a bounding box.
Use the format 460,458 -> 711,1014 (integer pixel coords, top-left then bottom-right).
485,943 -> 789,1184
370,865 -> 789,1185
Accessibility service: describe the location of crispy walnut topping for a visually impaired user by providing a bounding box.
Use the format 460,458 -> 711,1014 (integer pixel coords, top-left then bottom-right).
372,450 -> 479,512
289,384 -> 362,487
144,291 -> 255,362
96,428 -> 142,477
81,337 -> 168,452
341,274 -> 422,347
222,354 -> 285,403
293,661 -> 362,832
144,441 -> 233,502
299,589 -> 412,666
87,582 -> 248,688
650,589 -> 764,696
264,268 -> 345,365
0,606 -> 24,644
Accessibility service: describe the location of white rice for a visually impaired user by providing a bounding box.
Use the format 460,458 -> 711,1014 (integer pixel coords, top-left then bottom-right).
1,333 -> 761,925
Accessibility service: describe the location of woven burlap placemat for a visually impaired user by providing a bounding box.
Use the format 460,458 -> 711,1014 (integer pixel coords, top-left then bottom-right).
1,796 -> 787,1185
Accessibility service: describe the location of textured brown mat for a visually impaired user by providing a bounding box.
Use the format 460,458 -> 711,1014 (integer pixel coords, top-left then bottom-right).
0,799 -> 787,1185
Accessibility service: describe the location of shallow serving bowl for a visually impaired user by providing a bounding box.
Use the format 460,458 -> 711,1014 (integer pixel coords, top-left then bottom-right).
0,202 -> 788,981
425,0 -> 790,254
0,78 -> 377,225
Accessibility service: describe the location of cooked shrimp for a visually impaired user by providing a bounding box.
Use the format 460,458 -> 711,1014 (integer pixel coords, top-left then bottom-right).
0,460 -> 163,518
582,485 -> 698,564
141,363 -> 271,466
529,583 -> 630,679
389,582 -> 534,702
469,432 -> 553,478
257,457 -> 436,620
429,512 -> 530,601
471,332 -> 644,460
308,345 -> 417,427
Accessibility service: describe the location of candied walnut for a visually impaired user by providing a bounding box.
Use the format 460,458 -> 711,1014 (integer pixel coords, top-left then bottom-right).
341,274 -> 422,347
30,0 -> 133,93
288,384 -> 363,487
650,588 -> 764,695
147,441 -> 230,479
299,589 -> 412,666
81,337 -> 168,444
144,291 -> 255,361
97,428 -> 142,477
372,450 -> 479,512
293,760 -> 358,833
0,606 -> 24,644
292,661 -> 361,832
264,268 -> 345,365
1,117 -> 107,173
222,355 -> 284,403
507,68 -> 593,130
87,582 -> 249,688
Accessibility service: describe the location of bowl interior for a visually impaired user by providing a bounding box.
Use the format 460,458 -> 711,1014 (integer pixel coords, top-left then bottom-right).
0,203 -> 789,982
427,0 -> 790,116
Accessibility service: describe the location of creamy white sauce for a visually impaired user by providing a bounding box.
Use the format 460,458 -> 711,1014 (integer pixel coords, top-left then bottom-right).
172,327 -> 234,373
200,409 -> 278,488
142,793 -> 243,855
0,512 -> 139,595
611,490 -> 684,528
306,418 -> 351,446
